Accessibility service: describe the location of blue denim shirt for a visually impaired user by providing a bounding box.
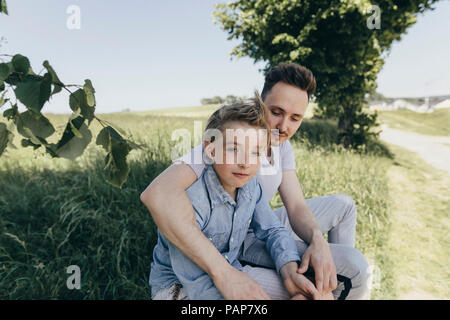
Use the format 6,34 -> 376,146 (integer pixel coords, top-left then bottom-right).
149,165 -> 300,300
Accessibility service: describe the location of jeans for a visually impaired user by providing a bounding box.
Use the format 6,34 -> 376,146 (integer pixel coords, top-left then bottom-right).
239,193 -> 370,300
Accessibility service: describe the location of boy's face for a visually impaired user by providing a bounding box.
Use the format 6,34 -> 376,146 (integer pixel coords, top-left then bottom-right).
205,121 -> 266,192
263,81 -> 309,145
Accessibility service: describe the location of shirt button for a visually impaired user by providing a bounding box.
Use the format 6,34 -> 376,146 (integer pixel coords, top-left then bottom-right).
224,255 -> 229,260
208,237 -> 212,241
230,237 -> 234,242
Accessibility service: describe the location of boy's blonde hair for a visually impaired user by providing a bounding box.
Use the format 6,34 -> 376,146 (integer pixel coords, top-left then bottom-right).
205,91 -> 270,148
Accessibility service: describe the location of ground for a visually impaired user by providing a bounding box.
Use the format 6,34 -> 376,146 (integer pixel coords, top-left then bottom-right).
379,124 -> 450,300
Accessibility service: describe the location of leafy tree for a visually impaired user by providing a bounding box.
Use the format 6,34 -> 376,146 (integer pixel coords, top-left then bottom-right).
200,94 -> 248,105
214,0 -> 439,149
0,1 -> 141,188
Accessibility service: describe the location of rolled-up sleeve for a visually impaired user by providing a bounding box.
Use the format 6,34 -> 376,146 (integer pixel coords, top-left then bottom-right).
250,183 -> 301,274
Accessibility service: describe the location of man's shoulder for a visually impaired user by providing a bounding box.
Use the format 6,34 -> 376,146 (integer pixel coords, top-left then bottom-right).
280,140 -> 294,152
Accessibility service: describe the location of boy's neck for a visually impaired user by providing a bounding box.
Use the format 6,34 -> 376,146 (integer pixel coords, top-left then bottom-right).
212,165 -> 238,201
222,185 -> 237,201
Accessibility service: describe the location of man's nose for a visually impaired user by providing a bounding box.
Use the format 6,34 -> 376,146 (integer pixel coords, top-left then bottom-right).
277,117 -> 288,133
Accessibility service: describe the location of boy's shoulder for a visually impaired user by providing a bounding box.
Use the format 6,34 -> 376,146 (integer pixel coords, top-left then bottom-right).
185,170 -> 211,212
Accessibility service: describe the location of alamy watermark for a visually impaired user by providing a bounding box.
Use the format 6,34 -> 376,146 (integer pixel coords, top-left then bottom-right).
67,5 -> 81,30
367,5 -> 381,30
66,265 -> 81,290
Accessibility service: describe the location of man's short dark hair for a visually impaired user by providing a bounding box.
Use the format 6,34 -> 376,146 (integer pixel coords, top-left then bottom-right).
261,62 -> 316,101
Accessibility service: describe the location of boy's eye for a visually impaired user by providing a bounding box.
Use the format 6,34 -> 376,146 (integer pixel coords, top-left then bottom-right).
271,110 -> 280,116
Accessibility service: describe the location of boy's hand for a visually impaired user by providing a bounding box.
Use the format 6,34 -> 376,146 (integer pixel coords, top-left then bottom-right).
280,261 -> 320,300
213,265 -> 271,300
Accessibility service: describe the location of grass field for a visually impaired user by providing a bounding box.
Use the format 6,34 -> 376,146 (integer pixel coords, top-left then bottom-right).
383,145 -> 450,299
0,106 -> 402,299
378,108 -> 450,136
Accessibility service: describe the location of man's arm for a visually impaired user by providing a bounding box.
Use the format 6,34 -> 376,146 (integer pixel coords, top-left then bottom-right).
278,170 -> 338,293
140,163 -> 270,299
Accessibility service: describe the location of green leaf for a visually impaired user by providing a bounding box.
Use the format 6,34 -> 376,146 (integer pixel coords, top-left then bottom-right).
4,63 -> 21,86
97,125 -> 133,188
104,138 -> 132,188
0,122 -> 12,156
14,74 -> 52,113
83,79 -> 96,107
0,63 -> 10,80
0,91 -> 7,107
0,0 -> 8,15
12,54 -> 31,74
55,121 -> 92,160
96,126 -> 111,151
15,110 -> 55,142
21,138 -> 41,150
55,115 -> 84,150
69,120 -> 83,138
69,89 -> 94,123
43,60 -> 64,94
2,103 -> 18,121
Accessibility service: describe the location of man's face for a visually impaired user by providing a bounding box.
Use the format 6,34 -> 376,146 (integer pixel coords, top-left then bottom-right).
263,81 -> 309,145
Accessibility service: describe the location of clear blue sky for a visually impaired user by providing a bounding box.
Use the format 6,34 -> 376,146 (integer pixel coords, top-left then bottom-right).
1,0 -> 449,114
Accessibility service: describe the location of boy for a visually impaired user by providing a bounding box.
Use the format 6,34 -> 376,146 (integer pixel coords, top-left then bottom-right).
149,94 -> 306,300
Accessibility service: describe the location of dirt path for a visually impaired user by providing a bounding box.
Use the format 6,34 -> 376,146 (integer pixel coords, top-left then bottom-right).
379,126 -> 450,299
379,125 -> 450,173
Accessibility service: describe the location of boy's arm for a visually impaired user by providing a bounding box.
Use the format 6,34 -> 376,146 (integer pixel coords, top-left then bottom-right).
251,182 -> 320,299
279,170 -> 337,294
140,163 -> 269,299
250,183 -> 301,274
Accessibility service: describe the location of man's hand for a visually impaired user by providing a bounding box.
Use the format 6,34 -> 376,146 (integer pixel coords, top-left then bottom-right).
297,232 -> 337,294
213,265 -> 271,300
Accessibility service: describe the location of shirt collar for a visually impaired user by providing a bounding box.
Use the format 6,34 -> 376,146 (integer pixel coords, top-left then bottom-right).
204,165 -> 252,208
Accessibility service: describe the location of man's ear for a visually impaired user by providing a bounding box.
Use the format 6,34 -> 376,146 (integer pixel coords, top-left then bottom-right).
204,140 -> 215,163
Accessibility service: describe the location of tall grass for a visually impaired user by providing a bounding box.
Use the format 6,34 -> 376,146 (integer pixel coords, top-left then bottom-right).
0,112 -> 393,299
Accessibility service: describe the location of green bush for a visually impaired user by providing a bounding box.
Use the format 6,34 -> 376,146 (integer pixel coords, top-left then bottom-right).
292,118 -> 393,158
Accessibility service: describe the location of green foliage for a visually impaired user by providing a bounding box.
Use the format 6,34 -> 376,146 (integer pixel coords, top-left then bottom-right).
0,2 -> 141,188
0,52 -> 140,188
200,94 -> 248,105
292,117 -> 392,158
213,0 -> 440,149
0,0 -> 7,15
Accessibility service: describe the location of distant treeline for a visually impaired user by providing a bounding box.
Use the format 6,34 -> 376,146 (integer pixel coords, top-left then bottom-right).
200,95 -> 248,105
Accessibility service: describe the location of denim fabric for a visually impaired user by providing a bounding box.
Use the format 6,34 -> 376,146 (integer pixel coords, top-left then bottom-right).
149,165 -> 300,300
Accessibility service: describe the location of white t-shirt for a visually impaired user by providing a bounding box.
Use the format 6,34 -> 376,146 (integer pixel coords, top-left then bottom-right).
174,140 -> 296,200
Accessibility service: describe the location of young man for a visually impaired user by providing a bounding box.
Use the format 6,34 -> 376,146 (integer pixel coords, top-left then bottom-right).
141,63 -> 370,300
150,96 -> 328,300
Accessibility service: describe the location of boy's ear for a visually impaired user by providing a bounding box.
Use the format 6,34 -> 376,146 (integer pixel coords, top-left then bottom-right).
204,140 -> 215,163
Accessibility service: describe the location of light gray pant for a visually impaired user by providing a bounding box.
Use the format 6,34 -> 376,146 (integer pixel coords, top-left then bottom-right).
239,193 -> 370,300
153,265 -> 291,300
